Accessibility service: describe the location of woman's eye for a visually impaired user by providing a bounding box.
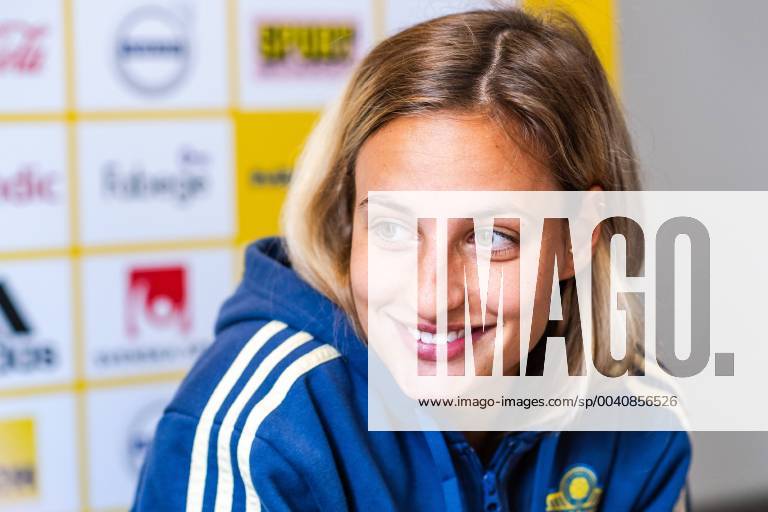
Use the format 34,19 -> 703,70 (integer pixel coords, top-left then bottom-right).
472,228 -> 518,252
372,220 -> 415,243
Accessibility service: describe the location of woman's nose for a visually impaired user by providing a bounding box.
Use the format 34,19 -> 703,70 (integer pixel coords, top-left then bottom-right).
416,240 -> 465,323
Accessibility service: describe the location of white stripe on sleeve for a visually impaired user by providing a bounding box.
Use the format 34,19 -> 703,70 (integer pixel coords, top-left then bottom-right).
237,345 -> 341,512
213,330 -> 314,511
186,320 -> 286,512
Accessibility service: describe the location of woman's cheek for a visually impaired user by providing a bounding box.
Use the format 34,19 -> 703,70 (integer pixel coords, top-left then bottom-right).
527,279 -> 553,352
488,262 -> 521,325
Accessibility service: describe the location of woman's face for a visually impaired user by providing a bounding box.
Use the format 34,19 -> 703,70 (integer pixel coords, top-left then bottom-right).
350,112 -> 564,376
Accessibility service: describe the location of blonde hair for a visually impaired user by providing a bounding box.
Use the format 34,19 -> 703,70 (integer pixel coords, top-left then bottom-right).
281,8 -> 643,375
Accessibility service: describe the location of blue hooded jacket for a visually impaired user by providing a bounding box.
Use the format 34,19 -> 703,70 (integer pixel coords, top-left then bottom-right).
132,237 -> 691,512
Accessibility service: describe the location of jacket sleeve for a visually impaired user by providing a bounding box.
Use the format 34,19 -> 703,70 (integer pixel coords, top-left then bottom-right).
248,436 -> 321,512
633,431 -> 692,512
131,412 -> 195,511
131,411 -> 319,512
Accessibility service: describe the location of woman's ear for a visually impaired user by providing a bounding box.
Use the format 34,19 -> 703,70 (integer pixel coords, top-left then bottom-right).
558,220 -> 577,281
554,185 -> 605,282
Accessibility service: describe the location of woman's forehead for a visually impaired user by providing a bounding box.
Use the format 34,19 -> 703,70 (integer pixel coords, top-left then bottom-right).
354,113 -> 556,194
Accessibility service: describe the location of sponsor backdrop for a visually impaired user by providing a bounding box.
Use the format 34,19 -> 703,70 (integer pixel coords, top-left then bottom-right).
0,1 -> 612,511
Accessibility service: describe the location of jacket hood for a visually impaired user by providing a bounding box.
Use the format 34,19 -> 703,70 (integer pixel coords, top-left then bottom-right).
214,237 -> 368,377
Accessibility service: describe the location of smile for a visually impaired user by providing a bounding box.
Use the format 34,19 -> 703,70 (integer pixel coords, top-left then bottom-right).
389,317 -> 491,362
407,327 -> 465,344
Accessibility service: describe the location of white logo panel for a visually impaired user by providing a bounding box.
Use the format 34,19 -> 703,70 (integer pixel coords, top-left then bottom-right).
0,124 -> 69,252
0,394 -> 79,512
0,0 -> 65,112
73,0 -> 228,110
87,382 -> 177,510
0,259 -> 74,389
77,119 -> 234,246
237,0 -> 374,109
82,248 -> 234,379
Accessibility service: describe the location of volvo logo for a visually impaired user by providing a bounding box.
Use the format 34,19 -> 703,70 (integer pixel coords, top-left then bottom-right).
115,6 -> 190,95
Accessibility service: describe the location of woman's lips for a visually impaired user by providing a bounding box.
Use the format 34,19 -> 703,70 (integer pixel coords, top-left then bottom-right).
391,319 -> 489,361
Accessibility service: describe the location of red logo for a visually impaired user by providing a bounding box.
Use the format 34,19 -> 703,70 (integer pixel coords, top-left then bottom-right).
0,166 -> 58,205
125,265 -> 191,338
0,21 -> 47,74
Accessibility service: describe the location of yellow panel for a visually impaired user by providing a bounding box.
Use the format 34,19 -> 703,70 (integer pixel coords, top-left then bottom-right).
0,417 -> 38,503
235,112 -> 319,244
522,0 -> 619,90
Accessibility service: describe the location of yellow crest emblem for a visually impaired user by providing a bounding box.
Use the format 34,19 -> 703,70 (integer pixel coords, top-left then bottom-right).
546,465 -> 602,511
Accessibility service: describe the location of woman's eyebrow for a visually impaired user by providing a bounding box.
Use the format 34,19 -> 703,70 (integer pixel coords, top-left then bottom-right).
358,196 -> 415,216
360,195 -> 529,222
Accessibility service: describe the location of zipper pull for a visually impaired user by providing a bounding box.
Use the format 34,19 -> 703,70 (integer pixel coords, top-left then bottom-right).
483,470 -> 502,511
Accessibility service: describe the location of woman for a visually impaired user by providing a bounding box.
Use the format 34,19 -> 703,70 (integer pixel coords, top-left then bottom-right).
133,8 -> 690,511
